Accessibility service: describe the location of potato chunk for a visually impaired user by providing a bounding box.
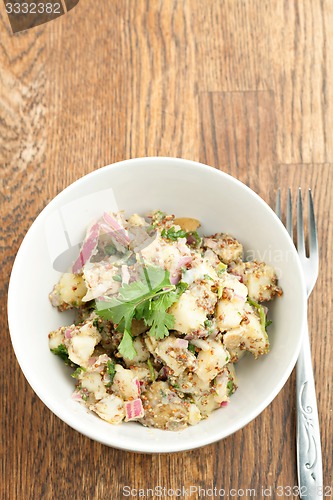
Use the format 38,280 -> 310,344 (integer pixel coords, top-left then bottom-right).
203,233 -> 243,264
223,304 -> 269,358
140,381 -> 200,430
195,339 -> 229,382
111,365 -> 140,400
49,273 -> 87,310
65,321 -> 101,367
155,336 -> 196,376
91,395 -> 125,424
169,282 -> 217,334
229,260 -> 282,302
215,274 -> 248,331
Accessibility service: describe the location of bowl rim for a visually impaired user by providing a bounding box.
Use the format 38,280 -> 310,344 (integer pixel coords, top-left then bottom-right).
7,156 -> 307,453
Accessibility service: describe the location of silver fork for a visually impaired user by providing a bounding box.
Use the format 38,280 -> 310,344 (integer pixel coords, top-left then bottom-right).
276,188 -> 322,499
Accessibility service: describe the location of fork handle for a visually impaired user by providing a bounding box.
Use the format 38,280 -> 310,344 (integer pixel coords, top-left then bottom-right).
296,324 -> 323,499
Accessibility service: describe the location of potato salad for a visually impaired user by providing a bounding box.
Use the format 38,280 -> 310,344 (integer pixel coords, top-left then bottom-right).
48,210 -> 282,430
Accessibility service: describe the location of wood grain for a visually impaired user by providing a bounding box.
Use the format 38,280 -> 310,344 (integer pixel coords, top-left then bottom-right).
1,1 -> 332,499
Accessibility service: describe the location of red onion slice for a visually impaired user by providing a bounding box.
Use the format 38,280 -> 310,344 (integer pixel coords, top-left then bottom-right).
125,398 -> 144,421
72,392 -> 83,402
102,212 -> 130,246
175,338 -> 189,349
72,222 -> 100,274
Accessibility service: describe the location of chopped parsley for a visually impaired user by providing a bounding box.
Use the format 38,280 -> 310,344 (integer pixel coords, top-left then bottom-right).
227,380 -> 234,396
161,226 -> 201,247
203,274 -> 213,281
216,262 -> 227,276
50,344 -> 78,368
93,318 -> 104,333
188,343 -> 196,355
50,344 -> 68,362
71,366 -> 86,379
112,274 -> 122,282
104,245 -> 117,255
247,297 -> 270,335
204,319 -> 213,328
106,360 -> 116,386
161,226 -> 187,240
147,358 -> 156,381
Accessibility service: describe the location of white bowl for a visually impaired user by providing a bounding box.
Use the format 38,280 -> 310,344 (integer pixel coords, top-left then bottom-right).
8,157 -> 307,453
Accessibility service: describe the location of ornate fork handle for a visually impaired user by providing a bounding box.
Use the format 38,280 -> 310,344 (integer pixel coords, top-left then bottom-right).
296,322 -> 323,499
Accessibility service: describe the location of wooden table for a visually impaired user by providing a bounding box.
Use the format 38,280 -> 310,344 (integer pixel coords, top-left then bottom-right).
1,1 -> 332,498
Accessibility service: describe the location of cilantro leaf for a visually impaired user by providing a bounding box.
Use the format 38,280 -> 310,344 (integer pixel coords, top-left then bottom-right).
95,265 -> 188,359
144,282 -> 187,339
96,266 -> 173,330
97,295 -> 138,331
146,309 -> 175,339
118,329 -> 137,359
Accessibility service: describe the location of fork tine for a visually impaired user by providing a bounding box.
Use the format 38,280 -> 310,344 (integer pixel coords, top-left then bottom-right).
297,188 -> 305,253
275,188 -> 281,219
286,188 -> 293,237
308,189 -> 318,256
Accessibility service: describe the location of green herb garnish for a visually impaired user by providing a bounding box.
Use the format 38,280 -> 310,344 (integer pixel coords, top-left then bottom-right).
161,227 -> 201,247
247,297 -> 269,336
151,211 -> 166,227
105,245 -> 117,255
112,274 -> 122,282
93,318 -> 104,333
71,366 -> 86,379
216,262 -> 227,275
227,380 -> 234,396
187,231 -> 201,247
203,274 -> 213,281
96,265 -> 187,359
50,344 -> 78,368
204,319 -> 213,328
147,358 -> 156,381
161,226 -> 187,240
188,343 -> 196,355
106,359 -> 116,386
50,344 -> 68,362
118,329 -> 138,359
